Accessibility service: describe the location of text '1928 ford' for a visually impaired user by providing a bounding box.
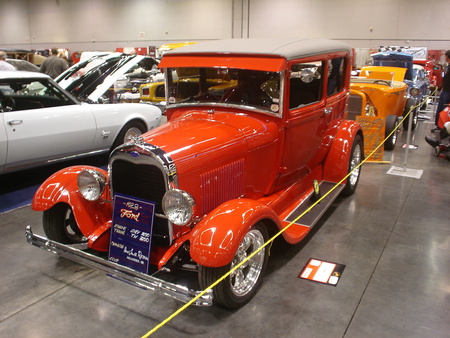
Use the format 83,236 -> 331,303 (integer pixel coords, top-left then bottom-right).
26,39 -> 363,308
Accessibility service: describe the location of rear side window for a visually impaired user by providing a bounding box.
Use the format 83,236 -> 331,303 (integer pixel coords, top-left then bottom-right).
289,61 -> 323,109
328,57 -> 345,95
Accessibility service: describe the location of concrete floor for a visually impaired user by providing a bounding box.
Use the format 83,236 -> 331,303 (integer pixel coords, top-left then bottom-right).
0,112 -> 449,338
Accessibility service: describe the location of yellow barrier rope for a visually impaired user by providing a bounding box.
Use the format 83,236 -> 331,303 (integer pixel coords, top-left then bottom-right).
141,91 -> 433,337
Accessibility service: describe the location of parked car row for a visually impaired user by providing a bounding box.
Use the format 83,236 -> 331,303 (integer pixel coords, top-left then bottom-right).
8,39 -> 433,309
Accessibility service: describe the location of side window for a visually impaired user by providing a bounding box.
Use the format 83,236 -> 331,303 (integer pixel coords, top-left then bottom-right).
289,61 -> 323,109
327,57 -> 345,95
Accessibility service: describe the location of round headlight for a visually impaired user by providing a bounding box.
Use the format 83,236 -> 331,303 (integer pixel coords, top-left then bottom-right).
77,169 -> 106,201
410,88 -> 420,97
162,189 -> 195,226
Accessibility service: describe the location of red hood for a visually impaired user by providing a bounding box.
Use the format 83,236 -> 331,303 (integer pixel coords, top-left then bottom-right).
142,110 -> 279,173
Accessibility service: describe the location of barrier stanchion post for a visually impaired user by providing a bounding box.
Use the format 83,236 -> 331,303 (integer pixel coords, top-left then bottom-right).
387,100 -> 423,179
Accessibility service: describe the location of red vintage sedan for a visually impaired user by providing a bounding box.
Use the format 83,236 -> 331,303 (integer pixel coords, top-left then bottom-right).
27,38 -> 363,308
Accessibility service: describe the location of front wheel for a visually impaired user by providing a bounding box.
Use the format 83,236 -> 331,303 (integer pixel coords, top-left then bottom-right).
111,120 -> 147,150
403,99 -> 418,131
198,222 -> 269,308
43,203 -> 85,244
341,134 -> 363,196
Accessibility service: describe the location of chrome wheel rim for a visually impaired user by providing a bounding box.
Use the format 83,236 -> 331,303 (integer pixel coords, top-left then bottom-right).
392,125 -> 398,145
230,229 -> 265,297
349,142 -> 362,186
123,127 -> 143,143
63,208 -> 85,242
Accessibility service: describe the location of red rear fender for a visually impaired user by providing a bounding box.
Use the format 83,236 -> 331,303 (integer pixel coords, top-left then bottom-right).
323,120 -> 363,182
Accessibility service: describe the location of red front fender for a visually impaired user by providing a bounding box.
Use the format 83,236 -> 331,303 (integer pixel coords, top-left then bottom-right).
32,165 -> 112,251
323,120 -> 363,183
189,198 -> 281,268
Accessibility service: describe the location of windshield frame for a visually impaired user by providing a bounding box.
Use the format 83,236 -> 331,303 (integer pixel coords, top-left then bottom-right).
164,67 -> 284,118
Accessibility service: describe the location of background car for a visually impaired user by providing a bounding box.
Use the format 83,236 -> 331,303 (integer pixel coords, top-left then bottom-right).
5,58 -> 40,72
371,52 -> 430,111
55,53 -> 159,103
0,71 -> 162,174
349,66 -> 409,150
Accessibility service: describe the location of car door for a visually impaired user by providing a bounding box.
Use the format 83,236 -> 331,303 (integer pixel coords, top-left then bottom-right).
277,59 -> 328,188
1,79 -> 97,171
4,104 -> 97,170
0,113 -> 7,172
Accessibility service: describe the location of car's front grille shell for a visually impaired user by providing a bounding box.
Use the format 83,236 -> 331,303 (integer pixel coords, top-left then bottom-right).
109,143 -> 176,246
347,93 -> 363,120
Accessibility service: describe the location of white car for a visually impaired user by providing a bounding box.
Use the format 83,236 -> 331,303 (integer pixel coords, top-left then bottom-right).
0,71 -> 162,174
56,53 -> 159,104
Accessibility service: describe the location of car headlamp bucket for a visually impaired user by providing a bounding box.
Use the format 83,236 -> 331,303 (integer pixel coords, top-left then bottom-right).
410,88 -> 420,97
162,189 -> 195,226
77,169 -> 106,201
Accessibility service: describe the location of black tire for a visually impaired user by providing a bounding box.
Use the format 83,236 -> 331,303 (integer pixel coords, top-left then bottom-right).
111,120 -> 147,150
420,99 -> 427,112
198,222 -> 269,309
341,134 -> 363,196
43,203 -> 85,244
384,114 -> 399,150
403,98 -> 418,131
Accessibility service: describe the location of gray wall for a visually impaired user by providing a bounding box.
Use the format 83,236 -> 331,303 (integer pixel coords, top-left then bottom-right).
1,0 -> 449,53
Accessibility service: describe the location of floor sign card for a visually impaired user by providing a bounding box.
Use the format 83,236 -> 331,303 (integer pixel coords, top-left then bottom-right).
108,194 -> 155,274
356,116 -> 385,162
298,258 -> 346,286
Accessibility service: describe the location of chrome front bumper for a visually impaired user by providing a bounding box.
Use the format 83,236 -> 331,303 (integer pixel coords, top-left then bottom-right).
25,226 -> 213,306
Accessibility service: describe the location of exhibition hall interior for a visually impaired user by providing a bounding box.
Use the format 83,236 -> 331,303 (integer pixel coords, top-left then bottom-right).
1,1 -> 449,337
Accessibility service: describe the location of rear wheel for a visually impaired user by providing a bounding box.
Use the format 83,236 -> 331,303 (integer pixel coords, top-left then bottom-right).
198,222 -> 269,308
342,134 -> 363,196
384,114 -> 399,150
43,203 -> 85,244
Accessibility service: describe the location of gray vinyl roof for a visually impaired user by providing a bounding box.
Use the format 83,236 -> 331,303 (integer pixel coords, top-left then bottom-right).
166,38 -> 351,60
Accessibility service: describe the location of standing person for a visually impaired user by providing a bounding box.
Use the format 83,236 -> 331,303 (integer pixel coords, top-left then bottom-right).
0,51 -> 16,71
40,47 -> 68,78
433,50 -> 450,132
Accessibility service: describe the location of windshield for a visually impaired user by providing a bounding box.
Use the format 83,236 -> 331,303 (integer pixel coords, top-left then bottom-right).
166,67 -> 281,114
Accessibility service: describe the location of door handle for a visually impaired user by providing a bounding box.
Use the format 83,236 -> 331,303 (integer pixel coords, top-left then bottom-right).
324,107 -> 333,114
8,120 -> 23,126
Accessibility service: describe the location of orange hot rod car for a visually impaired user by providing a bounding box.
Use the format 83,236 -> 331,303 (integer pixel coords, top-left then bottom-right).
26,39 -> 363,308
349,66 -> 410,150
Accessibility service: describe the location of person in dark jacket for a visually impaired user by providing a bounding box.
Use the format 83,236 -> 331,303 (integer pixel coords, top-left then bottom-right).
433,50 -> 450,132
40,47 -> 68,78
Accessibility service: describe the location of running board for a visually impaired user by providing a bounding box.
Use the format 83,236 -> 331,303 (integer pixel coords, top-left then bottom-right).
284,181 -> 344,227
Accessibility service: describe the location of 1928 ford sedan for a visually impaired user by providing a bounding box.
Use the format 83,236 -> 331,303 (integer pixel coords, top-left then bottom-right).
26,39 -> 363,308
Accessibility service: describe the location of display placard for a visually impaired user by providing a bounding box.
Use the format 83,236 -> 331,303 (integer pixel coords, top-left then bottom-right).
298,258 -> 346,286
108,194 -> 155,274
356,116 -> 385,162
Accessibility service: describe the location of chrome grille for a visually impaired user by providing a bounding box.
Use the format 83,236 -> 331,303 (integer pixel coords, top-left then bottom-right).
111,159 -> 170,246
347,93 -> 363,120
